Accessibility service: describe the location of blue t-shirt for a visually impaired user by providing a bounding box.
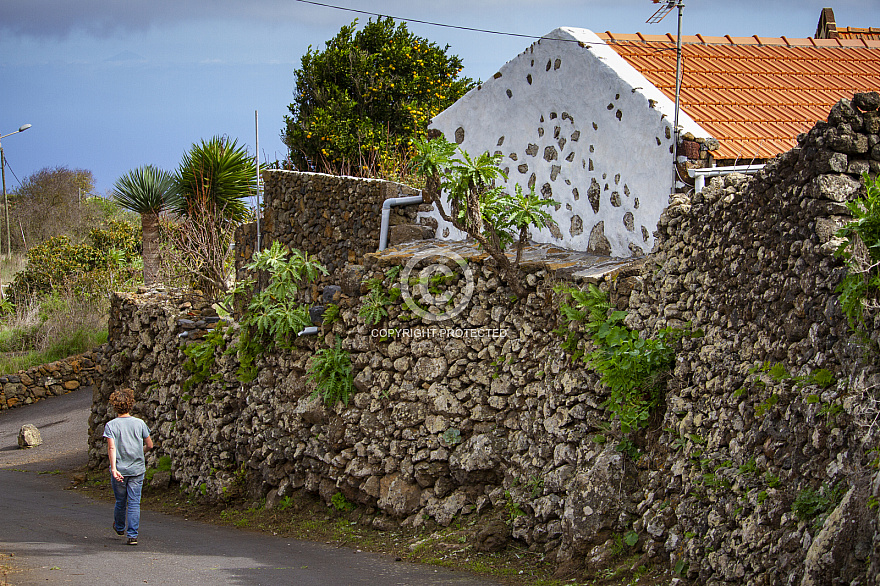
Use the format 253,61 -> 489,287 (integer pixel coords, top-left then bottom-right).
103,416 -> 151,476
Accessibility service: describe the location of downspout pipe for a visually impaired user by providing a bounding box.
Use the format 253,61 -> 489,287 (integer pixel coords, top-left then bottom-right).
688,164 -> 765,192
297,326 -> 319,337
378,195 -> 425,251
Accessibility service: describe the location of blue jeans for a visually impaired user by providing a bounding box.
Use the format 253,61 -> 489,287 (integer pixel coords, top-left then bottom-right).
111,473 -> 144,538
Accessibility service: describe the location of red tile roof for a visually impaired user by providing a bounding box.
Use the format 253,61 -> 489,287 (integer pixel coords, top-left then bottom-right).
596,32 -> 880,159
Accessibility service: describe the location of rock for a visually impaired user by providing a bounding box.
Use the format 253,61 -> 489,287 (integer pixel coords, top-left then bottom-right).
388,224 -> 434,246
377,473 -> 421,517
18,424 -> 42,448
150,470 -> 171,489
474,520 -> 510,552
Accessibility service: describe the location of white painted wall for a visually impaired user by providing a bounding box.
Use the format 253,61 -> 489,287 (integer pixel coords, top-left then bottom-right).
424,27 -> 709,257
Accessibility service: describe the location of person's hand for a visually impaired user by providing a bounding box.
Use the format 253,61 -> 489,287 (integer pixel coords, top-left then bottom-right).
112,469 -> 124,482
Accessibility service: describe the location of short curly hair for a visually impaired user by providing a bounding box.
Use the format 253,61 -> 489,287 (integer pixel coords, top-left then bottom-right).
109,388 -> 135,415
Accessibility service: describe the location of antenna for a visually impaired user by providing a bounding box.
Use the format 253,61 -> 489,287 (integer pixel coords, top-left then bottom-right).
646,0 -> 675,25
646,0 -> 685,194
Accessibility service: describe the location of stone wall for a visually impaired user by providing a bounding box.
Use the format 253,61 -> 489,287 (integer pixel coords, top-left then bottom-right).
88,94 -> 880,584
0,349 -> 104,411
236,170 -> 433,278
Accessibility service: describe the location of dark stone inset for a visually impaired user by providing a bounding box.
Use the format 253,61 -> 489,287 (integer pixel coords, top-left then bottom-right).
455,127 -> 465,144
554,126 -> 560,138
634,197 -> 640,209
550,112 -> 558,119
570,214 -> 583,236
526,144 -> 538,156
541,183 -> 553,198
546,59 -> 552,71
528,174 -> 536,190
443,227 -> 450,238
543,146 -> 558,161
590,145 -> 594,153
593,122 -> 598,130
607,103 -> 615,110
540,115 -> 545,123
610,191 -> 621,207
554,58 -> 561,70
623,212 -> 635,232
550,165 -> 561,181
665,127 -> 671,139
493,72 -> 502,79
656,137 -> 662,146
615,93 -> 620,99
506,89 -> 513,99
562,112 -> 573,123
518,163 -> 529,174
629,243 -> 645,256
624,184 -> 630,196
616,109 -> 623,121
571,130 -> 580,142
589,159 -> 594,171
494,150 -> 502,157
527,74 -> 533,85
565,152 -> 575,162
642,226 -> 650,241
615,174 -> 620,185
572,188 -> 580,201
588,178 -> 601,213
558,138 -> 567,151
509,152 -> 518,160
587,221 -> 611,255
497,136 -> 505,146
538,127 -> 544,137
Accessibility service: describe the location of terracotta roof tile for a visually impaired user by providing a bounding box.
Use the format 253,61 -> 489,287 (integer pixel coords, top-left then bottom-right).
601,32 -> 880,159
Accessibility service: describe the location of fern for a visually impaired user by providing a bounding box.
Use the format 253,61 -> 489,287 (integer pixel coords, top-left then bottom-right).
308,338 -> 355,407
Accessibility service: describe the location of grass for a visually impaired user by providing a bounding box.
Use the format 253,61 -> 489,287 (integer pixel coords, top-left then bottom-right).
0,290 -> 108,374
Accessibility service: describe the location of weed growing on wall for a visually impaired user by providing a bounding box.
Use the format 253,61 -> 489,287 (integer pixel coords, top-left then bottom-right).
555,283 -> 691,439
835,172 -> 880,343
182,322 -> 228,393
307,337 -> 355,407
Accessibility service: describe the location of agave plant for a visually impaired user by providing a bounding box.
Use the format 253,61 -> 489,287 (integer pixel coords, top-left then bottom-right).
111,165 -> 176,286
173,136 -> 256,224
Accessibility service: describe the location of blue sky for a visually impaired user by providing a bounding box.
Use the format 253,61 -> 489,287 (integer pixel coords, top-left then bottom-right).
0,0 -> 876,196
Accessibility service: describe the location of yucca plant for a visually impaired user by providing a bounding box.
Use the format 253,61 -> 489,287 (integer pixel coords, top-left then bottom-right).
174,136 -> 256,224
111,165 -> 176,286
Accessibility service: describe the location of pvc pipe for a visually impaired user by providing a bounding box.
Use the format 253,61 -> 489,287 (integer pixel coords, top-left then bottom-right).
688,164 -> 765,193
378,195 -> 425,251
297,326 -> 319,337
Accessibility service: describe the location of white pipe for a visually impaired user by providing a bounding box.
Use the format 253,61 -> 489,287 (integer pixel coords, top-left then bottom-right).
378,195 -> 425,251
688,164 -> 765,193
297,326 -> 319,336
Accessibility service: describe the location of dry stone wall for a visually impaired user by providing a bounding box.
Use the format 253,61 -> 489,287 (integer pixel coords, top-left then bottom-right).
88,94 -> 880,584
0,350 -> 104,411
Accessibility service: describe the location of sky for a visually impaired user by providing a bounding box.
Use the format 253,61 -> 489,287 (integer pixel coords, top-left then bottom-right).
0,0 -> 877,197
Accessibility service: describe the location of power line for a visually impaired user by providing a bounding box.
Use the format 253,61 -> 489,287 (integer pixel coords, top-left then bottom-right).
290,0 -> 596,44
2,156 -> 21,188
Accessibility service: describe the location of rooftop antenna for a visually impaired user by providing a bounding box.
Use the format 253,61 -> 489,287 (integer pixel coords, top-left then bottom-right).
647,0 -> 685,195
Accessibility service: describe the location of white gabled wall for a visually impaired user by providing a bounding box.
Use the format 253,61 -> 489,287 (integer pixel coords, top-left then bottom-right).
424,27 -> 709,257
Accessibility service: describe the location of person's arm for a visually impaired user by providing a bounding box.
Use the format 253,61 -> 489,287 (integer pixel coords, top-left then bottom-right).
144,436 -> 154,451
106,437 -> 124,482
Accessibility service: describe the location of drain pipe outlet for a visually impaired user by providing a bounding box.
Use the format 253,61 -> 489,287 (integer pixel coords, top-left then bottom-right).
689,164 -> 765,193
378,195 -> 425,251
297,326 -> 319,337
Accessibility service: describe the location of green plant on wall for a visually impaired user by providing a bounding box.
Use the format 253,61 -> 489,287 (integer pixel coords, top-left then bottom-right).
835,172 -> 880,340
182,322 -> 228,393
308,337 -> 355,407
555,283 -> 690,436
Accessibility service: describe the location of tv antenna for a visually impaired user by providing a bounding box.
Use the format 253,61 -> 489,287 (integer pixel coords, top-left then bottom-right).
647,0 -> 685,194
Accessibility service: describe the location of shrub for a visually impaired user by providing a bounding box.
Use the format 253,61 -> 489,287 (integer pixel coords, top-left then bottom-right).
308,338 -> 355,407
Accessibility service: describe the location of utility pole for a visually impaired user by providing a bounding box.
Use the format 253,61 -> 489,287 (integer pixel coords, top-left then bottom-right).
255,110 -> 262,252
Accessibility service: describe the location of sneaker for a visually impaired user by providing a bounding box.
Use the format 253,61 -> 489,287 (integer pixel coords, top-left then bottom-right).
127,537 -> 138,546
114,527 -> 124,536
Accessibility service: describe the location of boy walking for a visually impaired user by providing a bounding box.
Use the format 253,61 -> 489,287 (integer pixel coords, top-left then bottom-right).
103,388 -> 153,545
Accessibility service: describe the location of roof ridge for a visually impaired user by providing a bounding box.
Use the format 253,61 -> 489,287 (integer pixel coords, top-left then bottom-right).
597,31 -> 875,49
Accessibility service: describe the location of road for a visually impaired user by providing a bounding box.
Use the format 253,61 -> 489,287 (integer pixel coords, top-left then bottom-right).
0,389 -> 501,586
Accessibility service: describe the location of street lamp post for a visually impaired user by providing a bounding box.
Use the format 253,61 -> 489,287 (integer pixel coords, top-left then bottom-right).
0,124 -> 32,259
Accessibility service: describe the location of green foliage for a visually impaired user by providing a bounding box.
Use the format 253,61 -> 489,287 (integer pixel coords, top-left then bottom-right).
88,220 -> 141,259
237,241 -> 328,345
792,482 -> 846,530
835,172 -> 880,332
174,136 -> 256,224
308,338 -> 355,407
330,492 -> 355,512
283,18 -> 474,173
556,283 -> 687,435
754,393 -> 779,417
322,303 -> 340,324
182,323 -> 227,393
8,236 -> 104,302
738,457 -> 758,476
111,165 -> 177,215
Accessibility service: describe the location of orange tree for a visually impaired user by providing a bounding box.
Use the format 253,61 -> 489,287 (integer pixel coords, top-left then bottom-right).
282,17 -> 475,174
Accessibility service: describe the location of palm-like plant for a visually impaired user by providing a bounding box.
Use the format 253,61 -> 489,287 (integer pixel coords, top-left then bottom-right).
173,136 -> 256,223
111,165 -> 176,286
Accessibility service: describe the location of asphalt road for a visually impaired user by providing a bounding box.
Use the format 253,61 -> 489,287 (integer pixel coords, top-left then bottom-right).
0,390 -> 501,586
